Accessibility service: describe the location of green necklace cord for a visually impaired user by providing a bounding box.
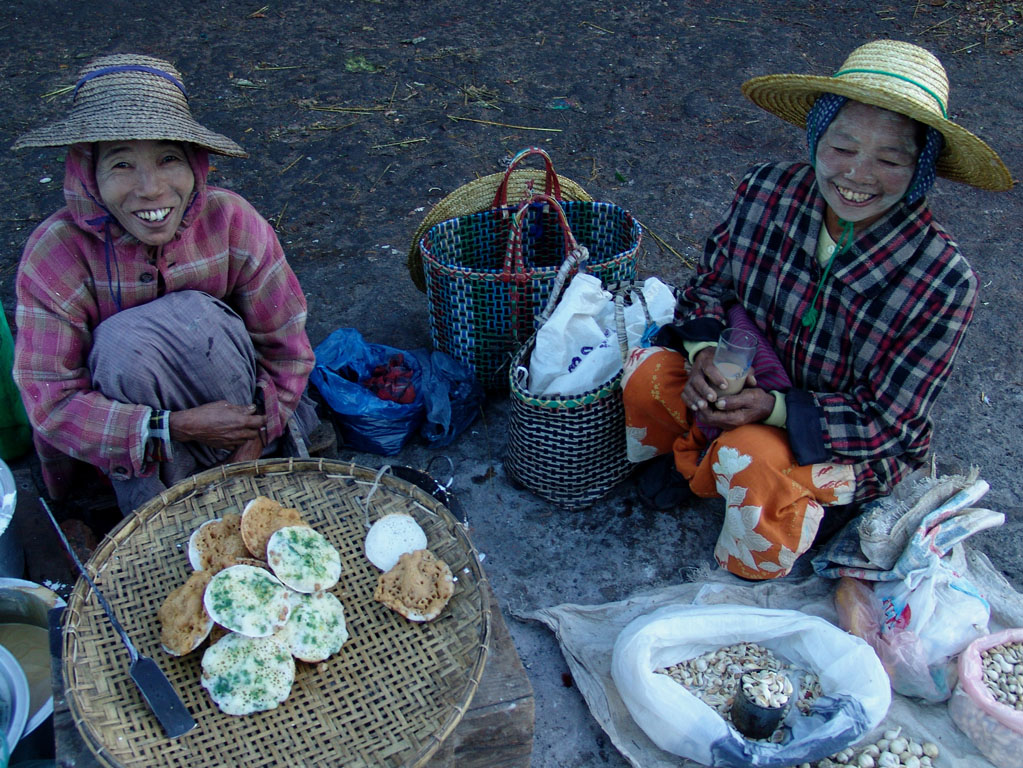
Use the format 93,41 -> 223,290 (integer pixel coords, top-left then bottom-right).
801,217 -> 854,330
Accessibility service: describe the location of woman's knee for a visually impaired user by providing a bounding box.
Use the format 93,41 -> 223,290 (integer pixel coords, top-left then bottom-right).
712,424 -> 794,467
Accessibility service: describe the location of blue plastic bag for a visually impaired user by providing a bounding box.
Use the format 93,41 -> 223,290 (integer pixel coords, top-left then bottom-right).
310,328 -> 425,455
310,329 -> 483,455
412,349 -> 484,448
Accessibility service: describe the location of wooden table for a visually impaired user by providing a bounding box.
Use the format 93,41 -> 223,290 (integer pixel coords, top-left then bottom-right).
49,584 -> 534,768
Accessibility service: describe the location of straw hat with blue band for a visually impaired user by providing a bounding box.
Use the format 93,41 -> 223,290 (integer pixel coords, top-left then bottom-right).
12,53 -> 247,158
741,40 -> 1012,192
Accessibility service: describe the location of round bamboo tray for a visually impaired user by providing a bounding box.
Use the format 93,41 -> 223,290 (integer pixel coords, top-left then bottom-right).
61,458 -> 491,768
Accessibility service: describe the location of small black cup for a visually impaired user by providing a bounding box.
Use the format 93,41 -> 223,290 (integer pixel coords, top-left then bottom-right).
730,671 -> 789,740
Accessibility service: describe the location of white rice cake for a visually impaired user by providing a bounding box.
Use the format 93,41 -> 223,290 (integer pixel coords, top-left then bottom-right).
203,564 -> 291,637
274,591 -> 349,662
364,513 -> 428,572
201,633 -> 295,715
266,525 -> 342,593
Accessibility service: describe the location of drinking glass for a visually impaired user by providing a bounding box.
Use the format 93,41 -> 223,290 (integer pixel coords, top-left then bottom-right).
713,328 -> 758,396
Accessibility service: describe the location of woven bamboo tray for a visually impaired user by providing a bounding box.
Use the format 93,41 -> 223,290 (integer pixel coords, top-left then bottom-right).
60,458 -> 491,768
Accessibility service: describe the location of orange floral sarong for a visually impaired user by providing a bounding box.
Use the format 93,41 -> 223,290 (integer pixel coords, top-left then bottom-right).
622,347 -> 855,580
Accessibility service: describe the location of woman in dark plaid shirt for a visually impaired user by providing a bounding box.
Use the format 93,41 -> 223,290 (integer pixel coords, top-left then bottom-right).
623,41 -> 1012,580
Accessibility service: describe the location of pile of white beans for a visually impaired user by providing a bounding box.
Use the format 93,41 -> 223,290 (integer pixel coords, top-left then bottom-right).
795,727 -> 940,768
981,640 -> 1023,709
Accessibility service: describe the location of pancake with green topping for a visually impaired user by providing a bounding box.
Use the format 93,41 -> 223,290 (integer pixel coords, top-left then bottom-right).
274,591 -> 349,662
203,564 -> 292,637
266,525 -> 342,593
201,633 -> 295,715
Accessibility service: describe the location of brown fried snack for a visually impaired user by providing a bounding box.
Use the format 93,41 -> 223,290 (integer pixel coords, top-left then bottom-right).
240,495 -> 308,559
189,512 -> 250,573
374,549 -> 454,622
158,569 -> 214,656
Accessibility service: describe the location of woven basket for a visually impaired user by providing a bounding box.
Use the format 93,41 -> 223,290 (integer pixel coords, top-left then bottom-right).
61,458 -> 490,768
407,147 -> 592,292
422,193 -> 641,392
505,284 -> 653,508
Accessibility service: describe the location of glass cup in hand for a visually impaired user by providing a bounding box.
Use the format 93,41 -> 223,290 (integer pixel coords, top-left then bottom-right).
713,328 -> 758,398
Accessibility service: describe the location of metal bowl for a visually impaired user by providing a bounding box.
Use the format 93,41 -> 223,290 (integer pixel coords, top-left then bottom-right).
0,579 -> 66,737
0,642 -> 29,753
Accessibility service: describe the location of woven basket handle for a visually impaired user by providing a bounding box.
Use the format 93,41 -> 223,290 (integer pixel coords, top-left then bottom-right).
613,282 -> 654,359
492,147 -> 564,208
504,193 -> 590,326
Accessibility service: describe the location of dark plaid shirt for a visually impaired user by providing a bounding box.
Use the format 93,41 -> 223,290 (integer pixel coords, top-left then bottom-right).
672,162 -> 976,502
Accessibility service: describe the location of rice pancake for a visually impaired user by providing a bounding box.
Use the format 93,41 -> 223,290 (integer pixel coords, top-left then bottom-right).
240,495 -> 308,559
364,513 -> 428,572
266,525 -> 342,593
274,591 -> 349,663
203,564 -> 291,637
187,513 -> 249,572
158,569 -> 214,656
201,633 -> 295,715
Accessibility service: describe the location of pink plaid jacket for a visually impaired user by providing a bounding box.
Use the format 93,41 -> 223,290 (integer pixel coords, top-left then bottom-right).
13,143 -> 314,497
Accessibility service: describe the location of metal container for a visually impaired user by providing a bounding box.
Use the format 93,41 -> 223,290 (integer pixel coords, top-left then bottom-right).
0,579 -> 65,739
0,460 -> 24,578
0,643 -> 29,754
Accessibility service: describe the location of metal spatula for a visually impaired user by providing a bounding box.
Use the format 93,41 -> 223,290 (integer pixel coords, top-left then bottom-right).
42,499 -> 197,739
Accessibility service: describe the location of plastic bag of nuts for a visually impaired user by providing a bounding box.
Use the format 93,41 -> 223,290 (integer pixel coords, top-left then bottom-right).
948,628 -> 1023,768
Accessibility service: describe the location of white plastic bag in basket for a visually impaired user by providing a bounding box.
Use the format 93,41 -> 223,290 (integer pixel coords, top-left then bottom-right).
527,273 -> 617,396
610,603 -> 890,767
528,274 -> 675,397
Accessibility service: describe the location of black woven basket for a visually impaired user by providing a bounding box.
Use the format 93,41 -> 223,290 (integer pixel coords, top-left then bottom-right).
505,365 -> 632,508
504,283 -> 653,508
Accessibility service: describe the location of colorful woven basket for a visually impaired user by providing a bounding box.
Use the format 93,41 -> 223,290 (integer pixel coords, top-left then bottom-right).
407,148 -> 592,292
421,192 -> 641,391
505,283 -> 654,508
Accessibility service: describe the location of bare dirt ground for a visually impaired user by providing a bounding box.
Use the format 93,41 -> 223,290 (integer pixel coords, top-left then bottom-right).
1,1 -> 1021,766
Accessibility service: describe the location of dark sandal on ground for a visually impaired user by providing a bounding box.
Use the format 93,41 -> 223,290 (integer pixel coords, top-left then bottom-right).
635,454 -> 694,511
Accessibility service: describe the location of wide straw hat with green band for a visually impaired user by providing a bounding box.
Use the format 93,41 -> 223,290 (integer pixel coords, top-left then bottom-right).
741,39 -> 1012,192
12,53 -> 247,157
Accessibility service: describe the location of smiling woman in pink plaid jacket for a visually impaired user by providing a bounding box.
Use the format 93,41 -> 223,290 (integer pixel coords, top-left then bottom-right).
11,53 -> 316,515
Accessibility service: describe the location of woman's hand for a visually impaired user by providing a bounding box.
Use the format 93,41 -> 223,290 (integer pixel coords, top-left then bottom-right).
169,401 -> 267,450
692,387 -> 775,430
684,347 -> 757,410
683,347 -> 773,428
